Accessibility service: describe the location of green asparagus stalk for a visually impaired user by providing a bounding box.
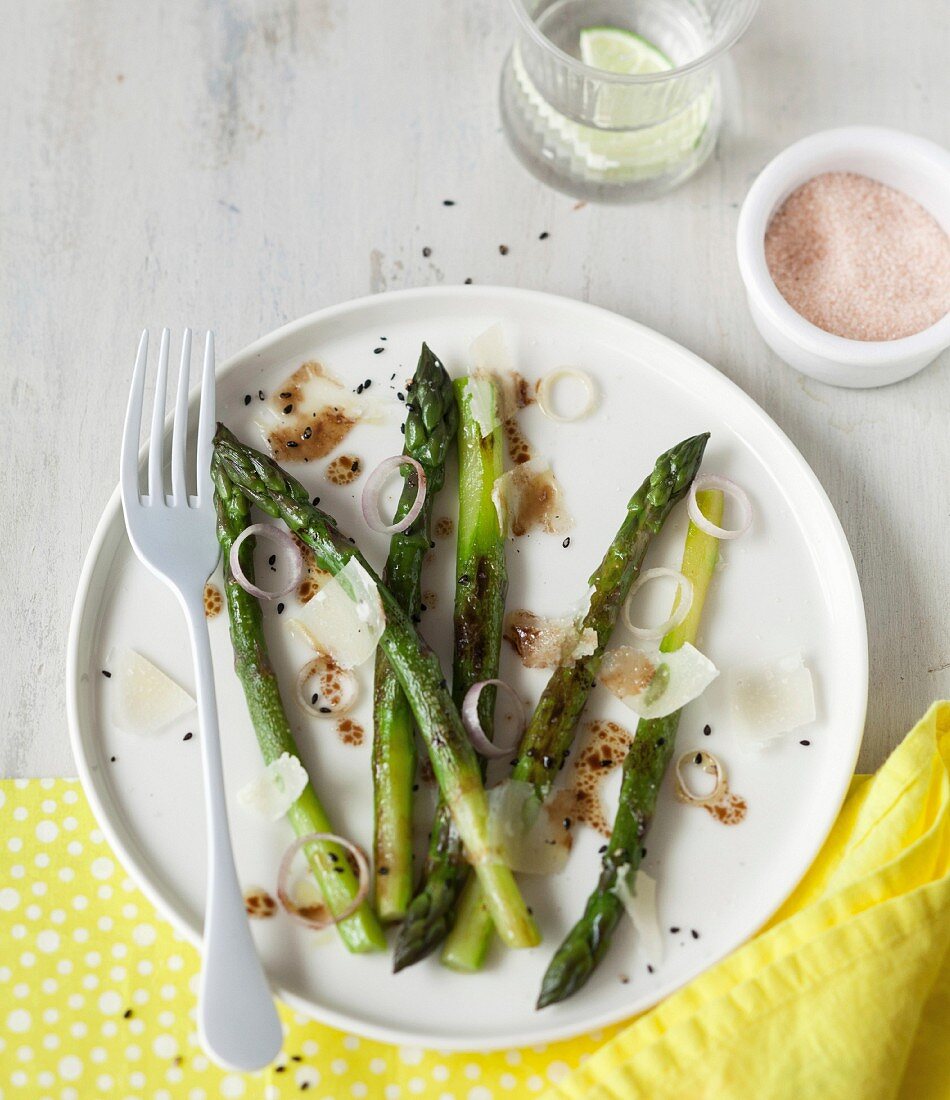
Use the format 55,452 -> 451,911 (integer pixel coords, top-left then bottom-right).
393,376 -> 507,970
373,346 -> 458,922
441,432 -> 709,972
537,488 -> 724,1007
213,425 -> 539,950
212,458 -> 386,952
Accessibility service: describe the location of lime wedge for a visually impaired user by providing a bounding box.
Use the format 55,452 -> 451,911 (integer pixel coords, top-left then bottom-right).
511,24 -> 713,184
579,26 -> 673,75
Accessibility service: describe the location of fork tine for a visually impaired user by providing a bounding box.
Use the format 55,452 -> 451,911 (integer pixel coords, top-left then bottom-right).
170,329 -> 193,503
195,331 -> 216,503
147,328 -> 171,504
120,330 -> 149,509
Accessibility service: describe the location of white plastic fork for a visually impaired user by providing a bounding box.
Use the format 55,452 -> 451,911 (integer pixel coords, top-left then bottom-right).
120,329 -> 283,1071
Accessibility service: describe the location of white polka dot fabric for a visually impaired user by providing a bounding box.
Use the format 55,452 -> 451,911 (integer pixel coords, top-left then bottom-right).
0,780 -> 618,1098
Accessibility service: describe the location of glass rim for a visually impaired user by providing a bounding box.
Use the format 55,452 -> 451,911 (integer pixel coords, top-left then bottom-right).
507,0 -> 760,84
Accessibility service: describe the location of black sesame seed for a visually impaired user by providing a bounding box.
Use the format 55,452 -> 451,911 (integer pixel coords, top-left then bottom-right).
694,752 -> 703,765
356,383 -> 364,394
422,246 -> 431,257
319,706 -> 331,714
328,852 -> 338,863
412,783 -> 419,792
598,844 -> 607,854
374,347 -> 384,354
123,1008 -> 133,1019
310,693 -> 319,705
800,739 -> 811,746
258,390 -> 265,401
183,732 -> 193,741
703,723 -> 712,736
283,404 -> 293,414
443,199 -> 455,206
275,1066 -> 286,1073
244,394 -> 252,405
291,1055 -> 302,1063
539,231 -> 550,240
691,929 -> 700,939
400,424 -> 405,433
420,603 -> 427,612
312,496 -> 321,506
277,603 -> 285,615
350,459 -> 359,472
562,818 -> 572,830
286,440 -> 299,448
657,738 -> 665,747
268,554 -> 277,566
670,926 -> 680,934
397,392 -> 405,401
110,756 -> 116,763
280,391 -> 291,399
562,537 -> 571,548
301,1084 -> 310,1092
499,244 -> 509,255
101,669 -> 112,678
647,964 -> 654,974
464,277 -> 473,285
302,426 -> 312,440
333,866 -> 344,873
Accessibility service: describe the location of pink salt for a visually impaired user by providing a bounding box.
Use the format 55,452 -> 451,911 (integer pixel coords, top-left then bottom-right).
764,171 -> 950,341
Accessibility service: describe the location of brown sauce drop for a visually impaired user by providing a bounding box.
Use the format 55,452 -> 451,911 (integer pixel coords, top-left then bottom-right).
292,535 -> 332,604
599,647 -> 657,698
503,417 -> 533,466
706,793 -> 748,825
434,517 -> 454,539
675,751 -> 748,827
243,887 -> 277,919
506,462 -> 572,537
335,718 -> 364,746
264,362 -> 358,462
504,610 -> 567,669
555,721 -> 633,836
326,454 -> 362,485
203,583 -> 223,619
514,372 -> 535,409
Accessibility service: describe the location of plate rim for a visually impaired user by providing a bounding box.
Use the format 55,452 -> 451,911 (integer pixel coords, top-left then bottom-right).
66,285 -> 868,1050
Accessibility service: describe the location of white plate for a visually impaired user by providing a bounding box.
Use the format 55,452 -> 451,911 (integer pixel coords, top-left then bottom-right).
67,286 -> 867,1051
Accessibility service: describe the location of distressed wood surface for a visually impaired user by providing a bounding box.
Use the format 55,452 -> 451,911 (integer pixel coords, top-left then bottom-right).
1,0 -> 948,777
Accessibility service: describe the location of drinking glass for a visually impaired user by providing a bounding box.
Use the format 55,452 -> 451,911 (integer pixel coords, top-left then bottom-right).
500,0 -> 760,202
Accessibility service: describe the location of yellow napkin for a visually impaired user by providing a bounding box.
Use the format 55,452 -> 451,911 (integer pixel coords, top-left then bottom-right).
1,703 -> 947,1099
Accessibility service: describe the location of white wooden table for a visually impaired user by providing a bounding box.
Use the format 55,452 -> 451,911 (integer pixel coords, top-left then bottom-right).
2,0 -> 947,777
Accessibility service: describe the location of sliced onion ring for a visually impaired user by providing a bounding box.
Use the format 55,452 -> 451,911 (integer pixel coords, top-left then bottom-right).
675,750 -> 727,807
688,475 -> 752,541
622,567 -> 694,641
536,368 -> 598,423
461,679 -> 525,759
360,455 -> 428,534
276,832 -> 370,930
229,523 -> 305,600
295,657 -> 358,719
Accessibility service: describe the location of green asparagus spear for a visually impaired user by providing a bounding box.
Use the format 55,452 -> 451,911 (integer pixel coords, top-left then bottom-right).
537,488 -> 724,1007
393,376 -> 507,970
373,345 -> 458,922
441,433 -> 709,972
212,458 -> 386,952
213,425 -> 539,950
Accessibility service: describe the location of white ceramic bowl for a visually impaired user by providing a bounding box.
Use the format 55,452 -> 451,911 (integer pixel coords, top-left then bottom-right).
737,126 -> 950,388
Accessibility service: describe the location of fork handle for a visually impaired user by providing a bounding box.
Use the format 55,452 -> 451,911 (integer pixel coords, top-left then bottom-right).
181,592 -> 283,1070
